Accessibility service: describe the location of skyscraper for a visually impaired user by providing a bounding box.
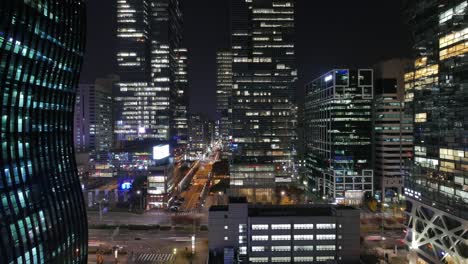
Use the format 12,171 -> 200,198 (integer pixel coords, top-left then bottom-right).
188,114 -> 211,158
305,69 -> 374,205
75,76 -> 118,160
0,1 -> 88,263
230,0 -> 298,194
404,1 -> 467,263
372,79 -> 412,203
372,59 -> 413,203
174,48 -> 189,146
216,50 -> 233,147
114,0 -> 183,144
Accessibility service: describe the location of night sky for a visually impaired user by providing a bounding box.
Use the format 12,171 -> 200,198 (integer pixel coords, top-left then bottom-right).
81,0 -> 412,120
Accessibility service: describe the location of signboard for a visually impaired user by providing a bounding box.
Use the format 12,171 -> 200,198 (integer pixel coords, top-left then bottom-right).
153,144 -> 170,160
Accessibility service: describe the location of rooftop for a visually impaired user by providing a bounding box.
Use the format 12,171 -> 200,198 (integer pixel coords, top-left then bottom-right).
209,200 -> 357,216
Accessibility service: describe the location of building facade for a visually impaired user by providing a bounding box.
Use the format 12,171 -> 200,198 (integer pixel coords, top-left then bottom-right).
230,0 -> 298,191
305,69 -> 374,205
188,114 -> 211,159
208,197 -> 360,264
372,79 -> 413,203
114,0 -> 184,144
0,1 -> 88,262
403,1 -> 468,263
216,50 -> 233,148
75,76 -> 118,161
174,48 -> 189,147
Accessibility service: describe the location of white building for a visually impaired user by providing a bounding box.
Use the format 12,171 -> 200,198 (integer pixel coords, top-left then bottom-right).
208,197 -> 360,264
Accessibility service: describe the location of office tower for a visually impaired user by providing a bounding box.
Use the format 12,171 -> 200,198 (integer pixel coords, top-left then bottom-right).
305,69 -> 374,205
372,59 -> 413,203
74,76 -> 118,161
230,0 -> 298,193
188,114 -> 210,158
0,1 -> 88,263
115,0 -> 183,143
174,48 -> 189,147
216,50 -> 233,146
373,79 -> 413,203
208,197 -> 360,264
403,1 -> 468,263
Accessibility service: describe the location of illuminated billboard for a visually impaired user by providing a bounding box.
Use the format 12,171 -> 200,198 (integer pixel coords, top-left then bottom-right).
153,144 -> 170,160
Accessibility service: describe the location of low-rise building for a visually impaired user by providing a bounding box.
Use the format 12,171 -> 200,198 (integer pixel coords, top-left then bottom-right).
208,197 -> 360,264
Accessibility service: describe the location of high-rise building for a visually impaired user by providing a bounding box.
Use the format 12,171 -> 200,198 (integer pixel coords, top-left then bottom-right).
208,197 -> 360,264
74,76 -> 118,161
403,1 -> 468,263
216,50 -> 233,146
305,69 -> 374,205
372,79 -> 413,203
174,48 -> 189,147
230,0 -> 298,192
188,114 -> 211,158
114,0 -> 183,143
0,1 -> 88,263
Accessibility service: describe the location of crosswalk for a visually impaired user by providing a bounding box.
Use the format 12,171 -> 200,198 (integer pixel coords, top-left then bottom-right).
175,209 -> 201,216
147,209 -> 202,216
131,253 -> 174,263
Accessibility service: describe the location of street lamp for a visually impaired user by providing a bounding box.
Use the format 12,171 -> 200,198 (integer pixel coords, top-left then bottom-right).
191,235 -> 195,254
136,190 -> 142,210
97,198 -> 107,222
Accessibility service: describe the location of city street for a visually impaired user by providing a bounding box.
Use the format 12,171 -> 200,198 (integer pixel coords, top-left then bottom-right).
88,228 -> 208,264
179,152 -> 218,211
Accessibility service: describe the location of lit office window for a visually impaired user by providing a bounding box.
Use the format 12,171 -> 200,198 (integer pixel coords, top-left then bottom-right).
317,256 -> 335,261
251,246 -> 266,252
271,246 -> 290,252
249,257 -> 269,263
271,224 -> 290,230
252,235 -> 269,241
252,224 -> 269,230
316,234 -> 336,240
316,223 -> 336,229
271,257 -> 291,263
271,235 -> 291,241
293,224 -> 314,229
316,245 -> 336,251
294,245 -> 314,251
293,235 -> 314,241
294,257 -> 314,262
239,246 -> 247,255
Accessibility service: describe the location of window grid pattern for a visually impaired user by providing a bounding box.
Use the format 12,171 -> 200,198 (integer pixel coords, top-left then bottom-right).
0,1 -> 88,263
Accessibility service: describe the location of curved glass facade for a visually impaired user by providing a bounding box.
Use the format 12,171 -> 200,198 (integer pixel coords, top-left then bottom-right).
0,1 -> 87,263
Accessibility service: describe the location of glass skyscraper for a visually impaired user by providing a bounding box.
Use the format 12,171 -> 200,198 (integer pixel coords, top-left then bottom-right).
404,1 -> 467,263
305,69 -> 374,205
115,0 -> 185,144
229,0 -> 297,194
216,50 -> 233,149
0,0 -> 88,263
174,48 -> 189,147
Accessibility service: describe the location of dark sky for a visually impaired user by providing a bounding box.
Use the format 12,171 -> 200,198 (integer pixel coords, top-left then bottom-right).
81,0 -> 411,120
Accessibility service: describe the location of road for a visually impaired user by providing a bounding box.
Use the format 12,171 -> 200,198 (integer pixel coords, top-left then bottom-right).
88,211 -> 172,226
179,152 -> 218,211
88,228 -> 208,264
181,184 -> 203,210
